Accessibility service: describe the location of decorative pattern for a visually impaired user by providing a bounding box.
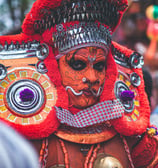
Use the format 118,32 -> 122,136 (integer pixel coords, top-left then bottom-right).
119,90 -> 135,102
130,72 -> 141,87
59,139 -> 70,168
0,41 -> 49,61
34,0 -> 128,33
112,45 -> 144,69
129,52 -> 144,69
115,71 -> 140,121
57,139 -> 100,168
0,68 -> 57,125
55,99 -> 124,128
6,79 -> 45,116
115,81 -> 135,113
53,23 -> 111,59
121,135 -> 135,168
112,45 -> 129,68
39,138 -> 49,168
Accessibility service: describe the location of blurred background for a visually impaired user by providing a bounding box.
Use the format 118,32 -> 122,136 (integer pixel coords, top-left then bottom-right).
113,0 -> 158,115
0,0 -> 35,35
0,0 -> 158,118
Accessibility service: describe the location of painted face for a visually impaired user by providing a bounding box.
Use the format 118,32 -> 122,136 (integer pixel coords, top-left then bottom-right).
58,47 -> 107,109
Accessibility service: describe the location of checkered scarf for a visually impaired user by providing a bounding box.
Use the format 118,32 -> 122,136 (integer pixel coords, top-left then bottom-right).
55,99 -> 124,128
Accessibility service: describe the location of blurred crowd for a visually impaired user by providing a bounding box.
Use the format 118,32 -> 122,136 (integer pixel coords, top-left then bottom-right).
113,0 -> 158,126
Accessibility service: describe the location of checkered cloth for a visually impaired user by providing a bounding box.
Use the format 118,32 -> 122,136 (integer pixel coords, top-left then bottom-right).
55,99 -> 124,128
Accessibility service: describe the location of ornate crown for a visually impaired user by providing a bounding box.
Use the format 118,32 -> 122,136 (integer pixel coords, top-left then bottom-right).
22,0 -> 128,58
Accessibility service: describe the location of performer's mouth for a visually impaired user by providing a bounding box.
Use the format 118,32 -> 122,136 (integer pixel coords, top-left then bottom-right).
82,88 -> 96,97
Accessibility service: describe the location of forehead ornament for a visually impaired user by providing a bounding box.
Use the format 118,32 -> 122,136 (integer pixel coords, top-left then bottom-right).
88,54 -> 96,63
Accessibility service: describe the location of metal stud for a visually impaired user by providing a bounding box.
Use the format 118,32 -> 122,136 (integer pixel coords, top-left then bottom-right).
36,43 -> 49,60
36,61 -> 48,74
0,64 -> 7,80
130,72 -> 141,87
0,44 -> 3,51
129,52 -> 144,69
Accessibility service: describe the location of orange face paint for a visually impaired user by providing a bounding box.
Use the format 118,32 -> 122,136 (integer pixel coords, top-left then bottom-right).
58,47 -> 107,109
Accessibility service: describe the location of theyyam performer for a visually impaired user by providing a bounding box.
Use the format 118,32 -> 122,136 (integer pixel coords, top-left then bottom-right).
0,0 -> 158,167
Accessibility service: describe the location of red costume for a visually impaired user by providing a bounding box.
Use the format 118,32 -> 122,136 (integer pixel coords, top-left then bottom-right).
0,0 -> 158,167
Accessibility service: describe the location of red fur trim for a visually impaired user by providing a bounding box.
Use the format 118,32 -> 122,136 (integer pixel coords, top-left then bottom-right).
0,33 -> 41,45
108,0 -> 128,31
44,46 -> 69,110
0,108 -> 59,139
112,41 -> 133,57
108,0 -> 128,8
110,43 -> 150,136
22,0 -> 62,35
100,49 -> 118,101
22,0 -> 128,35
131,134 -> 158,167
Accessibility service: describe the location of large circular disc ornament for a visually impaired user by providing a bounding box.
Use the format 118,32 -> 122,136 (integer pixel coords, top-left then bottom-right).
115,81 -> 134,113
6,79 -> 45,116
0,68 -> 57,126
115,70 -> 141,122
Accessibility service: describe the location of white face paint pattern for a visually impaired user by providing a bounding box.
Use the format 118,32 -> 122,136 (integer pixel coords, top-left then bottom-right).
66,85 -> 104,97
65,86 -> 83,96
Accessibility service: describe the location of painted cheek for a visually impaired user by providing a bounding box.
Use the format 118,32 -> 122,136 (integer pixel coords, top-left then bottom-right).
60,70 -> 86,92
65,66 -> 89,85
95,70 -> 106,83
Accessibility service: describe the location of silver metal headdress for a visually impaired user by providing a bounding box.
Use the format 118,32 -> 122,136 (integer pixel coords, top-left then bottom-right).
34,0 -> 128,33
33,0 -> 128,59
53,22 -> 112,59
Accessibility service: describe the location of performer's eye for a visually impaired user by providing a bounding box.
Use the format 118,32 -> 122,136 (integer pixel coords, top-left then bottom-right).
93,61 -> 106,71
70,60 -> 86,70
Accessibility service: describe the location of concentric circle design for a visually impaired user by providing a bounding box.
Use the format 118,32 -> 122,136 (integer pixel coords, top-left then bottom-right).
129,52 -> 144,69
130,72 -> 141,87
115,81 -> 134,113
0,68 -> 57,125
6,79 -> 45,116
115,70 -> 140,121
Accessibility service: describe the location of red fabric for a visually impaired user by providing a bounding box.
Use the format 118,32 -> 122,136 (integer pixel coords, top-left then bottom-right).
0,108 -> 59,139
109,0 -> 128,31
0,33 -> 41,45
100,49 -> 118,101
112,41 -> 133,58
44,45 -> 69,110
110,42 -> 150,136
131,134 -> 158,167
